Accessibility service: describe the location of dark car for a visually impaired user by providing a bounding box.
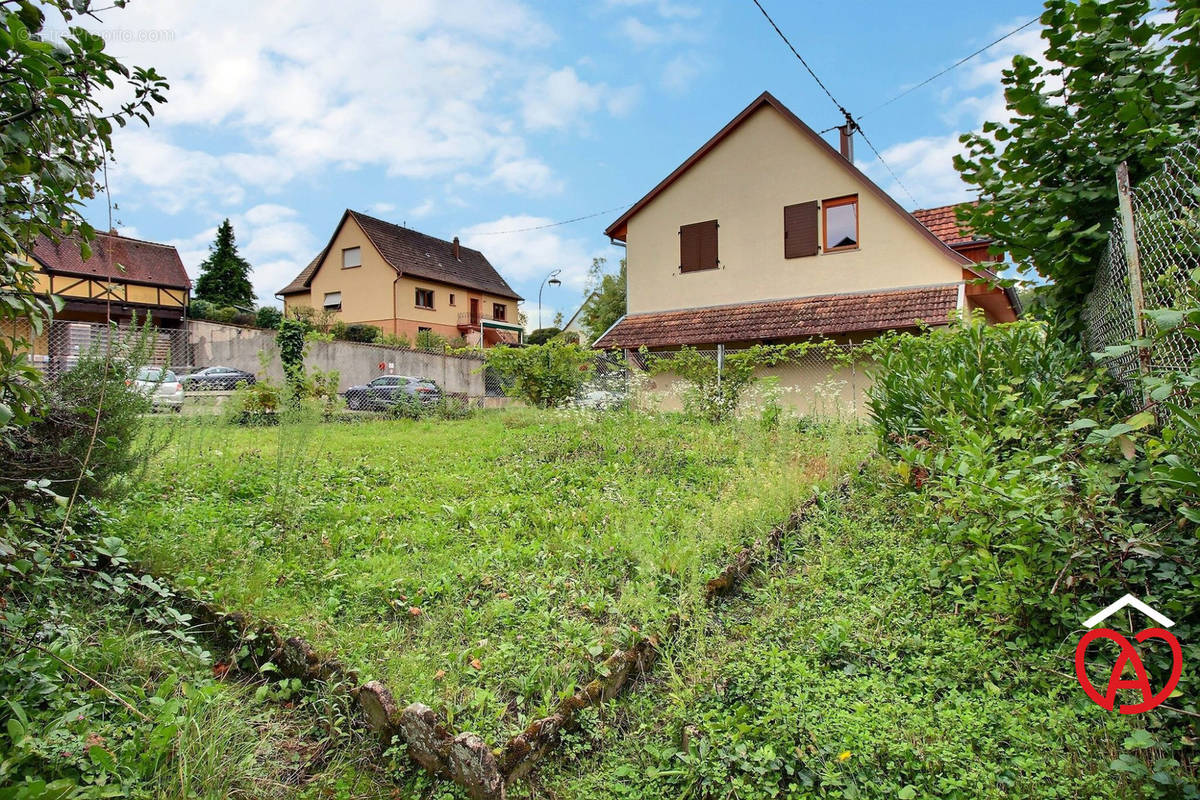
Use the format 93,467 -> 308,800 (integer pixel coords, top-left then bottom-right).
344,375 -> 443,410
181,366 -> 256,391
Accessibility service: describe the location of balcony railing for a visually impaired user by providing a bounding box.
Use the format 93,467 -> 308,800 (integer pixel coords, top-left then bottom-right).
458,311 -> 511,328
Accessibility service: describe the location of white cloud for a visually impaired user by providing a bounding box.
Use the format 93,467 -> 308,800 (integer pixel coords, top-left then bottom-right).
490,158 -> 564,195
604,0 -> 700,20
520,67 -> 638,132
857,18 -> 1050,209
661,53 -> 704,93
84,0 -> 571,212
409,199 -> 436,219
461,215 -> 604,293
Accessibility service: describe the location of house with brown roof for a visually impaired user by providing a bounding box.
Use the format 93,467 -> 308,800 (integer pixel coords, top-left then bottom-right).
26,230 -> 191,328
278,210 -> 524,346
594,92 -> 1018,354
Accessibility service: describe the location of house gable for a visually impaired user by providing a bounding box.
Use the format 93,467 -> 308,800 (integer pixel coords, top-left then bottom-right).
610,92 -> 975,316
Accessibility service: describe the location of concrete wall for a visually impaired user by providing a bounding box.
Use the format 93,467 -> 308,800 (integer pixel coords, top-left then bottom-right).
625,103 -> 965,314
189,320 -> 486,395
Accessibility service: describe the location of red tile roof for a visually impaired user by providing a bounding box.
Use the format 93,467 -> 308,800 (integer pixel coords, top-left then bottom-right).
911,203 -> 986,248
593,285 -> 960,350
279,210 -> 522,300
30,231 -> 190,289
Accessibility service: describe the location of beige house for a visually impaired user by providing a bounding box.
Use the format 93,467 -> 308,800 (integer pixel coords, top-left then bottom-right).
279,210 -> 524,346
595,92 -> 1017,353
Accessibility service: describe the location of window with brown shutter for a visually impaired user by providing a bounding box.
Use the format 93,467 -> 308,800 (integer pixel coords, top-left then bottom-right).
680,219 -> 718,272
784,201 -> 819,258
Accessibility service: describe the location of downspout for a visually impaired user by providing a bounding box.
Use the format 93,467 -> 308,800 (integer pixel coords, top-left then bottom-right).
392,274 -> 401,337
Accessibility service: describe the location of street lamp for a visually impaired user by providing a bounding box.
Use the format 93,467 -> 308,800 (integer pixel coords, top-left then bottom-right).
538,268 -> 562,330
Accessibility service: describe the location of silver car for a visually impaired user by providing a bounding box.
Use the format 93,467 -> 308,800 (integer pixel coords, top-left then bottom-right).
130,367 -> 185,411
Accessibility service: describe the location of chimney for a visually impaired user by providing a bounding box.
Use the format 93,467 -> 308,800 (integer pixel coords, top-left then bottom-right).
838,123 -> 854,162
452,236 -> 460,260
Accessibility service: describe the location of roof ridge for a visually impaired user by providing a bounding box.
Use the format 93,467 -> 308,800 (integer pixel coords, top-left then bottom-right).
93,230 -> 182,249
347,209 -> 486,258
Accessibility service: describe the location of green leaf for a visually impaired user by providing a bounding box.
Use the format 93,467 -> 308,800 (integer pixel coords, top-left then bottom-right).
88,745 -> 116,772
1123,729 -> 1157,750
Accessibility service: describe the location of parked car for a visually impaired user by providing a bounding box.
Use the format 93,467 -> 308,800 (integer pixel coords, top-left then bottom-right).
181,366 -> 256,391
344,375 -> 442,410
130,367 -> 184,411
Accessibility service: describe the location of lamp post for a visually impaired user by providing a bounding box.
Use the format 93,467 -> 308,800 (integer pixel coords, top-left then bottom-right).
538,268 -> 562,330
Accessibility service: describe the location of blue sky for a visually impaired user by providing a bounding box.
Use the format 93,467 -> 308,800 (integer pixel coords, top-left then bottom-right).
76,0 -> 1044,326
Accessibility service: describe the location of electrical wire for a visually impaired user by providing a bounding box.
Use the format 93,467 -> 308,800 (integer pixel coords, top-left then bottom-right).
748,0 -> 920,205
469,203 -> 631,236
856,15 -> 1041,121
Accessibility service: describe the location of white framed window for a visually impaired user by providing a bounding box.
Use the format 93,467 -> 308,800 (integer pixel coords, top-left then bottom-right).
342,246 -> 362,268
323,291 -> 342,310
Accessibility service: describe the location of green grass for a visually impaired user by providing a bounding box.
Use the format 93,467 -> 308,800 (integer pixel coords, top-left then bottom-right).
2,600 -> 391,800
530,473 -> 1176,800
108,409 -> 868,741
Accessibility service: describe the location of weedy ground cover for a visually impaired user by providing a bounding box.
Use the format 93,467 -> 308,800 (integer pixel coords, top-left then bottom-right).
107,409 -> 868,741
533,476 -> 1172,800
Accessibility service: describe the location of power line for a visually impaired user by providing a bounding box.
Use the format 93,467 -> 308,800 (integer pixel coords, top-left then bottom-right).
749,0 -> 852,122
856,15 -> 1041,121
469,203 -> 631,236
856,127 -> 920,208
748,0 -> 919,206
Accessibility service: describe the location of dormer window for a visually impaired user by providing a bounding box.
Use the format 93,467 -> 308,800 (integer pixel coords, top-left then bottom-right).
342,246 -> 362,268
822,195 -> 859,252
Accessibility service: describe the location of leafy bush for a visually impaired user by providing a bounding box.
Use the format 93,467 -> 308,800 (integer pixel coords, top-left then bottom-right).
485,340 -> 594,407
379,332 -> 412,349
867,318 -> 1196,701
1,324 -> 160,499
231,311 -> 256,326
254,306 -> 282,329
213,306 -> 239,323
526,327 -> 562,345
415,328 -> 448,350
647,342 -> 848,423
188,298 -> 215,320
342,323 -> 381,343
276,318 -> 306,396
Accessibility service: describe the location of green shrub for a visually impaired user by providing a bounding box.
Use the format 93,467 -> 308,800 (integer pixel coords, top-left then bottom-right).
231,310 -> 256,326
1,323 -> 158,499
415,328 -> 448,350
254,306 -> 282,329
213,306 -> 238,323
526,327 -> 562,345
188,298 -> 215,320
379,332 -> 412,349
485,340 -> 594,407
342,323 -> 381,343
276,318 -> 306,396
866,319 -> 1194,664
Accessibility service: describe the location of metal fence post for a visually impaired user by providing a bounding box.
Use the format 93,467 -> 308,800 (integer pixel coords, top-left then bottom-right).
716,343 -> 725,390
1115,161 -> 1150,403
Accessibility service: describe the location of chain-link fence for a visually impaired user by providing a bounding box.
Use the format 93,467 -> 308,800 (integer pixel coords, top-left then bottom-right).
1084,139 -> 1200,397
612,344 -> 867,416
28,319 -> 193,379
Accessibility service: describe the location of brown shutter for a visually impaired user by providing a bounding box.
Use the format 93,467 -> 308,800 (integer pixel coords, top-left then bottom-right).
680,220 -> 718,272
784,201 -> 818,258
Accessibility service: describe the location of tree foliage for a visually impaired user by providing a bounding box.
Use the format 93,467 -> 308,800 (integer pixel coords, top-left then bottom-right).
0,1 -> 167,426
955,0 -> 1200,335
582,257 -> 626,343
194,219 -> 255,308
484,340 -> 594,407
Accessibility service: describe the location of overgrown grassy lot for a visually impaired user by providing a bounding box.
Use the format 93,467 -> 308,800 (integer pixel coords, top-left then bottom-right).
109,409 -> 867,741
534,476 -> 1173,800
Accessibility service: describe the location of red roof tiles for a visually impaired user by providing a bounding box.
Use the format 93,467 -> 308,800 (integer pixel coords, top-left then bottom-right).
911,203 -> 985,248
593,285 -> 960,350
30,231 -> 190,289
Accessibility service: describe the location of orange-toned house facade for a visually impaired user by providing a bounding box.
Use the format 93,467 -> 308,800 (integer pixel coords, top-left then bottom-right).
278,211 -> 524,346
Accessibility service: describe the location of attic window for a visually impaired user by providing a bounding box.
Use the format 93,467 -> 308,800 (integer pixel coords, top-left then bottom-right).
342,247 -> 362,269
822,195 -> 859,252
323,291 -> 342,310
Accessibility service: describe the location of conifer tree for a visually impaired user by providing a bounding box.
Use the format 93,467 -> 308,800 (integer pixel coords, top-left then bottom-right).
194,219 -> 255,307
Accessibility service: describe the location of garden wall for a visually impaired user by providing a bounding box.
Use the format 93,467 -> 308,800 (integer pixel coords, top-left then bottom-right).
189,320 -> 486,395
